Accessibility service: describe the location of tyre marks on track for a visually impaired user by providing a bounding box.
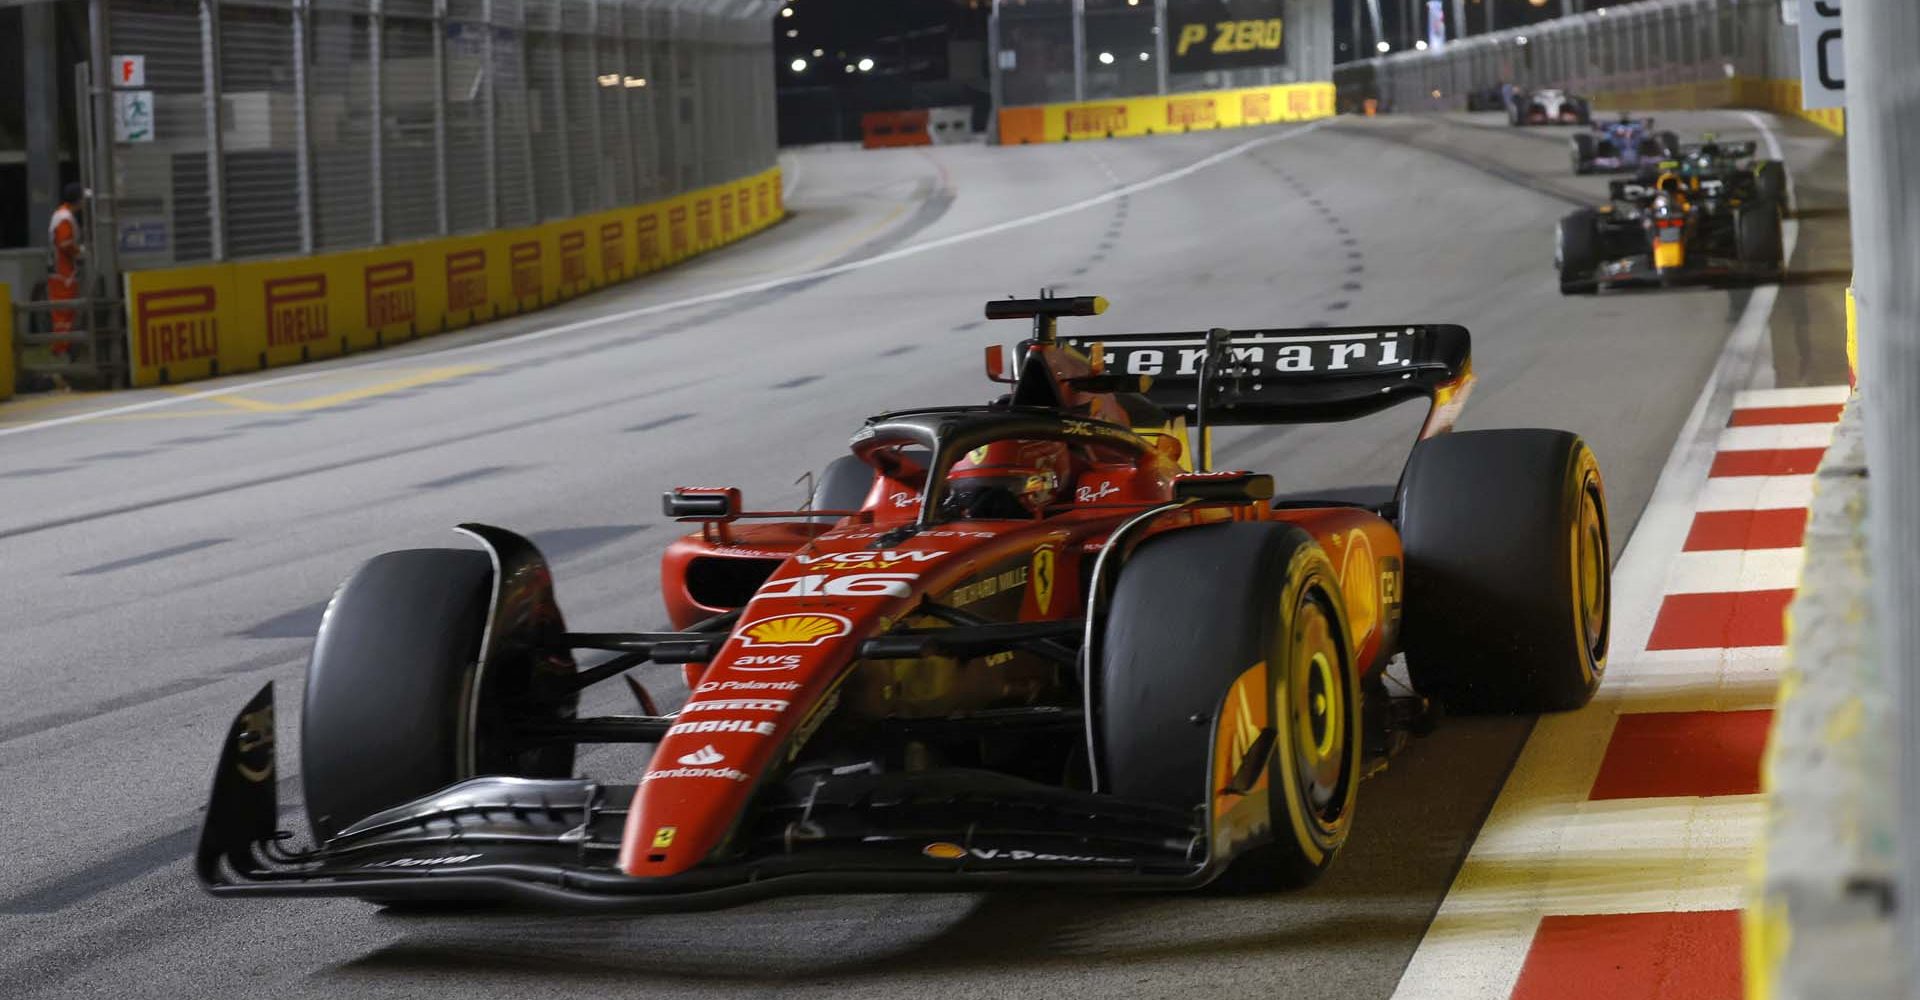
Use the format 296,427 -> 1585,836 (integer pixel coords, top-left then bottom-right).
1251,154 -> 1363,325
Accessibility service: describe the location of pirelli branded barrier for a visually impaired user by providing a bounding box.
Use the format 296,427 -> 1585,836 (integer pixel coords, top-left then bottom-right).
997,81 -> 1334,145
123,167 -> 785,388
1589,77 -> 1845,136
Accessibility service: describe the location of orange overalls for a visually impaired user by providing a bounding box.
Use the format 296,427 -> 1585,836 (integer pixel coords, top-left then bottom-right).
47,200 -> 80,357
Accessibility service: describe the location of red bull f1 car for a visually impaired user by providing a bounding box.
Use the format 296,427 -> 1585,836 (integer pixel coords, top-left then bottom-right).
1556,171 -> 1785,294
197,295 -> 1612,910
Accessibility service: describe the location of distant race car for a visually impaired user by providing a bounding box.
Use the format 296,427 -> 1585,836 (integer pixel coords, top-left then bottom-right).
1636,135 -> 1792,215
196,295 -> 1613,911
1556,170 -> 1784,294
1571,115 -> 1681,175
1508,87 -> 1591,126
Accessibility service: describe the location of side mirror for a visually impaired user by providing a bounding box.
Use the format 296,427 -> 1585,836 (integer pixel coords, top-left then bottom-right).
983,344 -> 1017,384
663,487 -> 741,520
1172,471 -> 1274,503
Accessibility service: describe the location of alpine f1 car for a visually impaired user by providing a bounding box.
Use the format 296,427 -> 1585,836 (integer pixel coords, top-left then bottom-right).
196,295 -> 1612,911
1556,170 -> 1784,294
1508,87 -> 1591,126
1571,115 -> 1680,175
1635,135 -> 1791,214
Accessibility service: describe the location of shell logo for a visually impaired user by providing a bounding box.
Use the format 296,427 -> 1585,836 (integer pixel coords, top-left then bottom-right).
739,613 -> 851,648
923,842 -> 967,860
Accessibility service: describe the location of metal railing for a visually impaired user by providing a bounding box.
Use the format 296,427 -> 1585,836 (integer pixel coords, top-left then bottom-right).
1333,0 -> 1800,113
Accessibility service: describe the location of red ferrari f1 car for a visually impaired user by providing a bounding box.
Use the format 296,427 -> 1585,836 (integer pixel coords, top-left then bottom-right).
197,295 -> 1611,908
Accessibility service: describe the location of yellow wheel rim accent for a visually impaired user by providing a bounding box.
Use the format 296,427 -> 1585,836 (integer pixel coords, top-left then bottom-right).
1573,479 -> 1608,664
1289,599 -> 1347,819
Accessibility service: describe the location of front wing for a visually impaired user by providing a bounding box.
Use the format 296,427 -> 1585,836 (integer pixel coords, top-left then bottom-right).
1562,252 -> 1780,291
197,684 -> 1229,911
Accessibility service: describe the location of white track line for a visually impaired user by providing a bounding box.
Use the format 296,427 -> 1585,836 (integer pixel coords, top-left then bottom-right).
1389,110 -> 1797,1000
0,119 -> 1331,441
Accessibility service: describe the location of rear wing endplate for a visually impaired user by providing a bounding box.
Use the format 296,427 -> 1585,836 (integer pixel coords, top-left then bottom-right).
1058,324 -> 1473,435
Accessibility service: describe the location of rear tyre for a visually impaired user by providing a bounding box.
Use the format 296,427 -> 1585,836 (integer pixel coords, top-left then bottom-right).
1570,134 -> 1596,175
1755,161 -> 1789,215
1736,203 -> 1785,279
301,549 -> 573,843
1398,430 -> 1611,714
1101,523 -> 1361,892
1657,130 -> 1682,157
1557,209 -> 1600,296
1635,137 -> 1665,160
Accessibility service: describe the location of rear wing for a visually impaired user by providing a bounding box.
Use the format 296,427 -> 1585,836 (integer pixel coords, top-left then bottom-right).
1058,324 -> 1473,434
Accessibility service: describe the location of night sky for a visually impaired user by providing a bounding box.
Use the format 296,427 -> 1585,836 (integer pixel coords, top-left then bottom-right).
770,0 -> 1613,84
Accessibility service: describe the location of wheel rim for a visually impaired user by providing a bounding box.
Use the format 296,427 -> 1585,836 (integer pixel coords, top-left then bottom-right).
1573,477 -> 1609,667
1288,595 -> 1351,824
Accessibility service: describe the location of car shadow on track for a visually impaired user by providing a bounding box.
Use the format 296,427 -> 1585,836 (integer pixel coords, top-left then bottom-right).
331,893 -> 1433,986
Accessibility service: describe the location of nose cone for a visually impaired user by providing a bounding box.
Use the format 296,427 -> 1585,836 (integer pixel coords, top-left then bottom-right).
621,543 -> 972,877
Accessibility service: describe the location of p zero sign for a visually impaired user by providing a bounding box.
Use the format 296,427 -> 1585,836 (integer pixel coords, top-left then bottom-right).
1169,0 -> 1285,75
1798,0 -> 1843,110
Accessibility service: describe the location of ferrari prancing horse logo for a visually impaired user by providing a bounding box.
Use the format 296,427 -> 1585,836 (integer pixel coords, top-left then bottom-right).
1031,548 -> 1056,615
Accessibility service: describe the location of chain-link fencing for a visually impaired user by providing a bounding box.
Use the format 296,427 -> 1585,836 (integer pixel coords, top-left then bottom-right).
1335,0 -> 1799,115
105,0 -> 777,274
989,0 -> 1335,111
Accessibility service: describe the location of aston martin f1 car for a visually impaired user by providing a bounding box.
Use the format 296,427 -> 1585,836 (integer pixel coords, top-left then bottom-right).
1635,135 -> 1791,214
1556,171 -> 1784,294
196,296 -> 1612,911
1508,87 -> 1592,126
1571,115 -> 1680,175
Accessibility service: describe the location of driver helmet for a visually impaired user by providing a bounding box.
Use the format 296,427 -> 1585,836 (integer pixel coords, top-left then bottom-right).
943,439 -> 1069,519
1656,172 -> 1685,195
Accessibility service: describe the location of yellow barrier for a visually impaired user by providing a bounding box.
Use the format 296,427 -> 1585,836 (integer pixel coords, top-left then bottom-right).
998,82 -> 1335,145
1,282 -> 13,402
1589,77 -> 1844,136
123,166 -> 785,387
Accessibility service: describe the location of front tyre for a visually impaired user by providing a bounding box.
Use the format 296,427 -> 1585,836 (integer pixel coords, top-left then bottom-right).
1398,430 -> 1611,713
301,549 -> 573,843
1100,523 -> 1361,891
1557,209 -> 1600,296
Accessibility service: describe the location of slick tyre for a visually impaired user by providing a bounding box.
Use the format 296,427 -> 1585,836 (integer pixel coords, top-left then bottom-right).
1101,523 -> 1361,892
1557,209 -> 1600,295
1756,161 -> 1789,214
1736,203 -> 1785,278
1571,134 -> 1596,174
301,549 -> 573,843
1398,430 -> 1611,714
1657,130 -> 1682,157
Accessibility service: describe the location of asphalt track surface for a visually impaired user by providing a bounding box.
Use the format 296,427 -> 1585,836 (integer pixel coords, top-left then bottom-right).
0,111 -> 1851,999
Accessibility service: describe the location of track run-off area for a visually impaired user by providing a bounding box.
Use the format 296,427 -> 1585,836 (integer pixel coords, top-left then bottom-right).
0,110 -> 1851,999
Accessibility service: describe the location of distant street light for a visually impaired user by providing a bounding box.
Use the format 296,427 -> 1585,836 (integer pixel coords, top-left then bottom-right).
779,6 -> 792,16
857,56 -> 875,72
1414,39 -> 1428,50
1376,40 -> 1391,52
812,47 -> 823,57
790,57 -> 807,72
1098,51 -> 1115,65
1138,51 -> 1150,61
